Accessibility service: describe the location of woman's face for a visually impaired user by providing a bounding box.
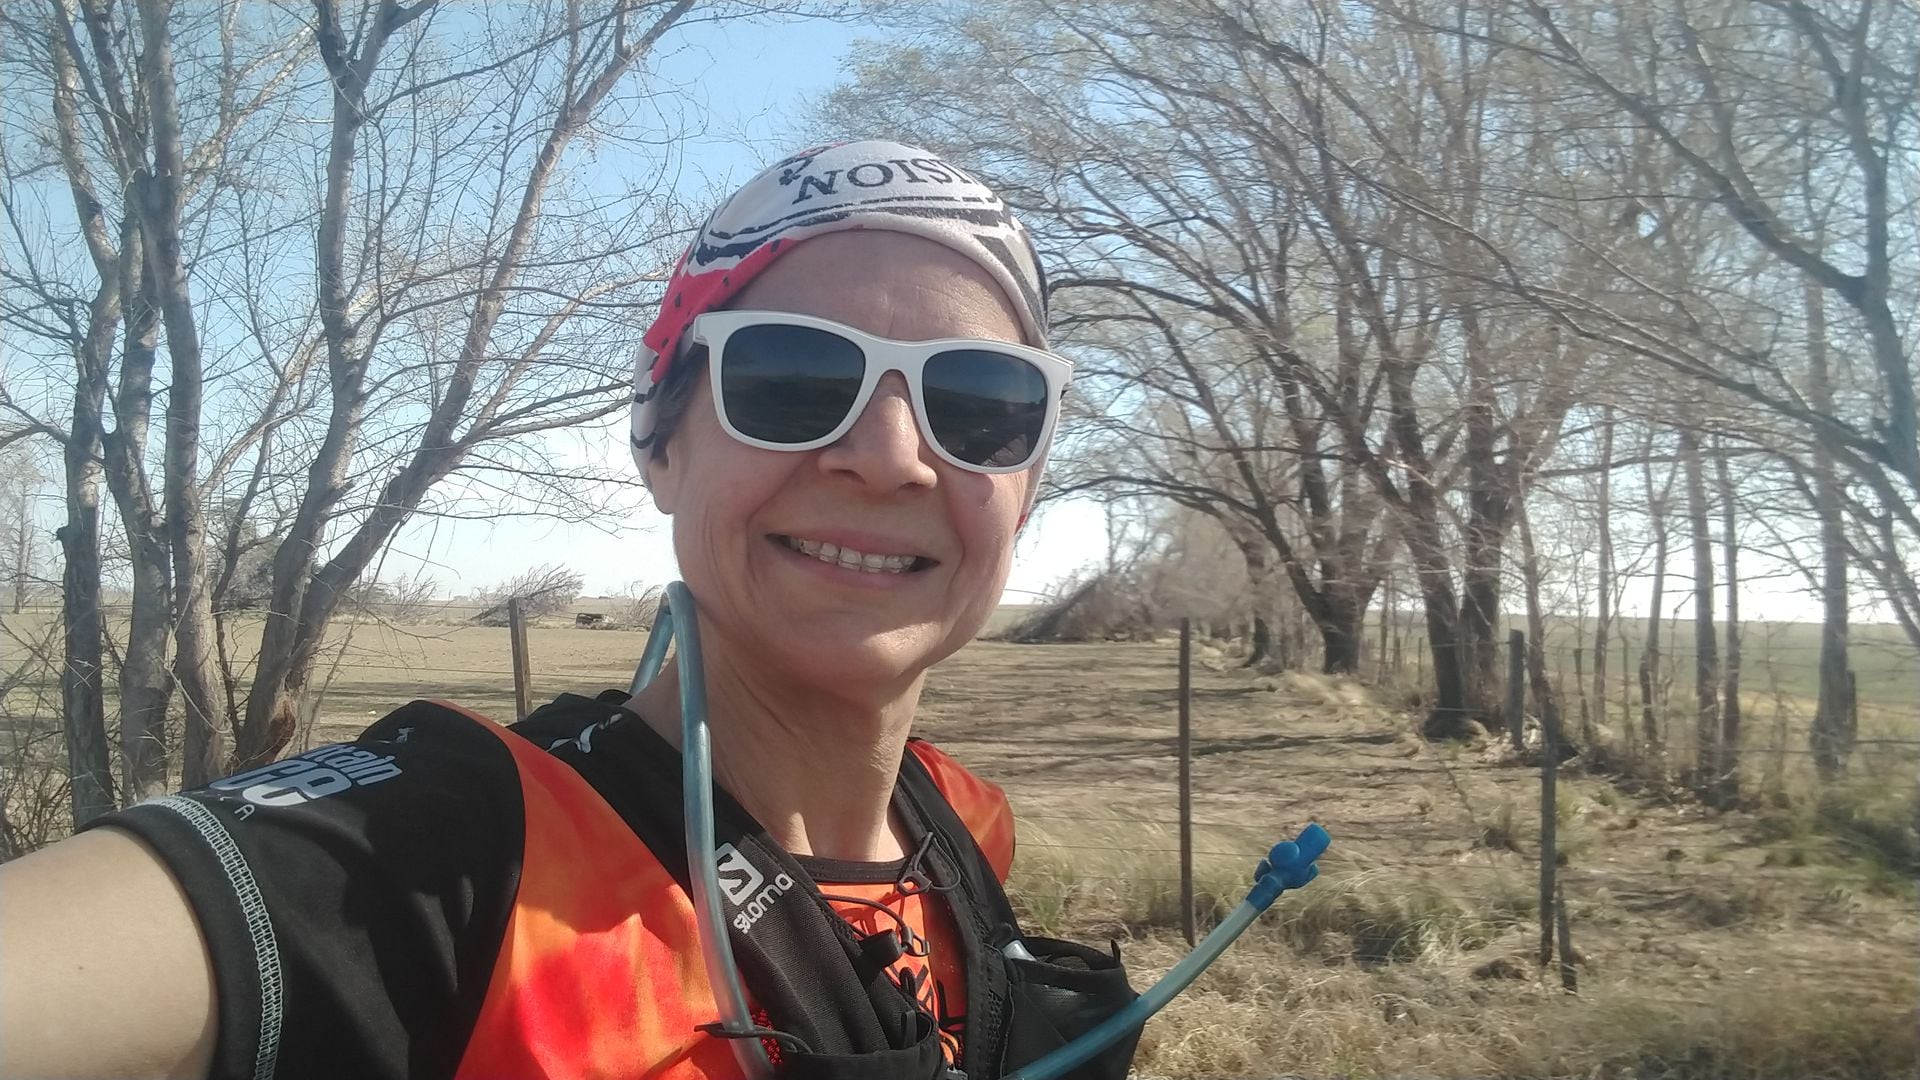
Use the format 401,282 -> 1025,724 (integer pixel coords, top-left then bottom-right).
646,230 -> 1036,695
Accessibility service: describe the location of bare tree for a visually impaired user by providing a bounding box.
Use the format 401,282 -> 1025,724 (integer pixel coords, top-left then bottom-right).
0,447 -> 48,614
821,0 -> 1581,734
1589,407 -> 1616,747
1398,0 -> 1919,651
1517,502 -> 1567,756
1713,435 -> 1743,804
1680,429 -> 1720,793
472,564 -> 587,624
4,1 -> 834,821
1638,440 -> 1675,759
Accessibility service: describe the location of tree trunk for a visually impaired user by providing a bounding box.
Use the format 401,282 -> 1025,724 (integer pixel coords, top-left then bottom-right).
60,301 -> 115,826
1639,458 -> 1670,756
9,492 -> 27,615
1245,616 -> 1272,668
98,228 -> 175,804
1805,280 -> 1855,779
1519,506 -> 1569,757
1386,568 -> 1402,675
1237,534 -> 1281,668
1377,571 -> 1391,677
1714,437 -> 1742,806
1457,303 -> 1507,717
1272,606 -> 1294,670
59,407 -> 112,818
1457,546 -> 1504,710
1400,511 -> 1474,738
1681,431 -> 1720,796
1321,609 -> 1363,675
1289,607 -> 1311,671
119,543 -> 174,798
1420,601 -> 1474,739
1591,407 -> 1614,748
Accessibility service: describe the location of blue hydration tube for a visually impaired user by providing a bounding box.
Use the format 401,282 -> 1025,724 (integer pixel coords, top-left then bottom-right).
1003,823 -> 1330,1080
631,582 -> 775,1080
632,583 -> 1330,1080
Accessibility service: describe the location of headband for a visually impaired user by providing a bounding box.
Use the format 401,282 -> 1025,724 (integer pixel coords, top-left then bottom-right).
629,139 -> 1053,468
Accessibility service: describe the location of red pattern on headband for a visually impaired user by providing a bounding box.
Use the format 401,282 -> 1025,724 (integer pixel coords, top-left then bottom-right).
643,236 -> 800,386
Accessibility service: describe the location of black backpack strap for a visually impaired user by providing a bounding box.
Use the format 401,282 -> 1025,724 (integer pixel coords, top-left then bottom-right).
892,745 -> 1022,1077
515,695 -> 1138,1079
513,694 -> 936,1068
895,742 -> 1142,1080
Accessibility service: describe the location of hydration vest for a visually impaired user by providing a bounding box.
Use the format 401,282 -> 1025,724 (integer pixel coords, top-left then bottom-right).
432,696 -> 1140,1080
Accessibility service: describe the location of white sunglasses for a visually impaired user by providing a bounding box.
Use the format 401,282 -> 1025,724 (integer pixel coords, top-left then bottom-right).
688,310 -> 1070,474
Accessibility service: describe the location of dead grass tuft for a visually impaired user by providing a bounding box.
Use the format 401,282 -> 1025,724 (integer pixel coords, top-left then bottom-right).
1677,880 -> 1787,929
1121,930 -> 1918,1079
1751,779 -> 1920,896
1270,869 -> 1536,965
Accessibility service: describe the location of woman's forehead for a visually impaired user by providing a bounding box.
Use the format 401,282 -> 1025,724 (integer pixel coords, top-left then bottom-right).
727,232 -> 1028,346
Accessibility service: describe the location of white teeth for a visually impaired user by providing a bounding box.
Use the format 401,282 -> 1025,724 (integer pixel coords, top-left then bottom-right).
781,535 -> 920,574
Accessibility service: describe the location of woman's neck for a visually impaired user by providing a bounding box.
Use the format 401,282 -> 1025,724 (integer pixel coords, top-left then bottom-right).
625,643 -> 924,863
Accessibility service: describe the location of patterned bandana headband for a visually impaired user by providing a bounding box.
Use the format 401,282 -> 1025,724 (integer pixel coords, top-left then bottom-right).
629,139 -> 1057,480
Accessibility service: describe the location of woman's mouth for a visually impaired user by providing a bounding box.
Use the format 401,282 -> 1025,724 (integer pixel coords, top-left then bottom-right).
772,534 -> 936,575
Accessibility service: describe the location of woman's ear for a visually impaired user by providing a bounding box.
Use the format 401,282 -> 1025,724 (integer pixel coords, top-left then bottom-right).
645,448 -> 678,515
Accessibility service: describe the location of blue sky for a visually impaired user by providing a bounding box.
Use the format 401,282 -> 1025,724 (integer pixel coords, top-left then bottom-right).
379,10 -> 1111,602
6,6 -> 1842,625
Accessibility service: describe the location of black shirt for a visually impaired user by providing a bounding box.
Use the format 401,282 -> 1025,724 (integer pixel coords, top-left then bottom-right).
92,691 -> 913,1080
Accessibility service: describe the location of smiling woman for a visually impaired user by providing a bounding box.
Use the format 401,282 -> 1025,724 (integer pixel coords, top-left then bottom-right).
0,141 -> 1142,1080
644,233 -> 1050,705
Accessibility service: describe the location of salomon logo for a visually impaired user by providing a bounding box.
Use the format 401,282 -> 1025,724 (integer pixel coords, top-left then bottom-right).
715,843 -> 765,903
715,842 -> 793,933
210,745 -> 402,808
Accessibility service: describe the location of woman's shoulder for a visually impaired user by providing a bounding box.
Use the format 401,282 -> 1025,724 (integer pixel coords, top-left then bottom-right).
82,698 -> 540,1080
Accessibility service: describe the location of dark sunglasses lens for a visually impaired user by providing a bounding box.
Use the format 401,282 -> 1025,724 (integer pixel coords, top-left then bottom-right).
718,324 -> 865,444
922,349 -> 1050,468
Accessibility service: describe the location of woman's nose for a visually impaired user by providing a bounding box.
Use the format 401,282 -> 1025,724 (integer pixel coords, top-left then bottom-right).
816,372 -> 940,490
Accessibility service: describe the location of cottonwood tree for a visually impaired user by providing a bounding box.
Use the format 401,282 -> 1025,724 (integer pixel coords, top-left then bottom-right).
835,16 -> 1403,676
823,0 -> 1586,735
1392,0 -> 1918,767
2,0 -> 830,820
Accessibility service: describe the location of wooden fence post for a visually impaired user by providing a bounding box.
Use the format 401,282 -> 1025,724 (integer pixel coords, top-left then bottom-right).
1507,629 -> 1526,752
1178,617 -> 1195,949
1539,679 -> 1560,968
509,597 -> 533,721
1555,882 -> 1577,992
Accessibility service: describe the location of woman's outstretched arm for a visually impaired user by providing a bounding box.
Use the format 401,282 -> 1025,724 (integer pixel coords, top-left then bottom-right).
0,826 -> 218,1079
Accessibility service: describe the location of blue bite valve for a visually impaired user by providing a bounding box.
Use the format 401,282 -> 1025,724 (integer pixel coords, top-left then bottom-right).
1004,821 -> 1330,1080
1249,823 -> 1330,908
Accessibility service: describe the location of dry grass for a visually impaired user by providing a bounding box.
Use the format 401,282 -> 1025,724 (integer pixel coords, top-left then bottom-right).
1007,846 -> 1915,1078
939,643 -> 1916,1079
1125,929 -> 1917,1079
2,612 -> 1915,1077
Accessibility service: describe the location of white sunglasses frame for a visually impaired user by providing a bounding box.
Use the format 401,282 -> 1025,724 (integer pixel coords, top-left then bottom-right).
688,309 -> 1071,475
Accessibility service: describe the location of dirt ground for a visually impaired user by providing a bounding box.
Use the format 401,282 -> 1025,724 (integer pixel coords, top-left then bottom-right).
927,642 -> 1917,1077
294,627 -> 1916,1078
7,608 -> 1912,1076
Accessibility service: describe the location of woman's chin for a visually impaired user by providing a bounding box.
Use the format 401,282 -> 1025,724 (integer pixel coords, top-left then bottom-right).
755,624 -> 949,695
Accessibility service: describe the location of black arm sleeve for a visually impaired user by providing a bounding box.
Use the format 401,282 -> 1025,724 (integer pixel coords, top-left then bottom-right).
84,701 -> 526,1080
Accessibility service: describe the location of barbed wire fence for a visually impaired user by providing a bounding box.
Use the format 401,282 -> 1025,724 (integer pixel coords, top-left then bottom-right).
3,601 -> 1915,1045
5,600 -> 1916,850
